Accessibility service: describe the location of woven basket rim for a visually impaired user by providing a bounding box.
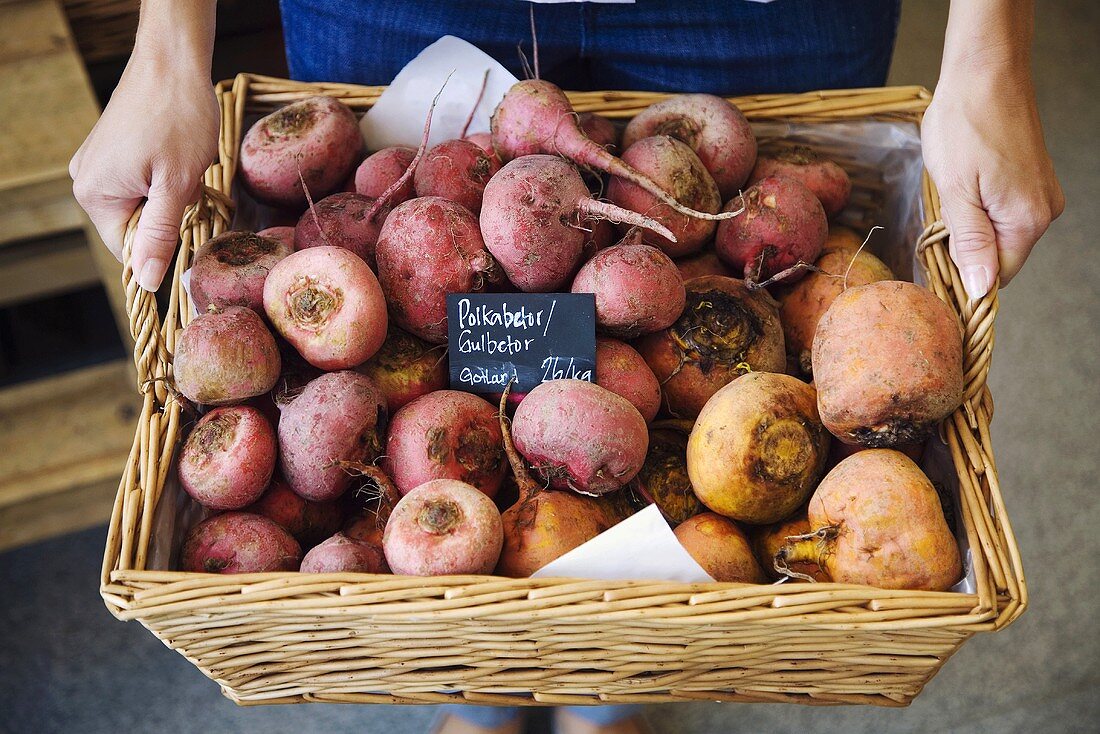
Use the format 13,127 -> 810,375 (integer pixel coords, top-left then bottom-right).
100,75 -> 1026,641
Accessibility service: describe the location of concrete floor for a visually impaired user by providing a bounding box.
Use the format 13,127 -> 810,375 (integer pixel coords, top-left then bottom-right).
2,1 -> 1098,732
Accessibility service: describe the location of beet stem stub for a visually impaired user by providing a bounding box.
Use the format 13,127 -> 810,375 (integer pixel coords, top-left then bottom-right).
416,499 -> 463,535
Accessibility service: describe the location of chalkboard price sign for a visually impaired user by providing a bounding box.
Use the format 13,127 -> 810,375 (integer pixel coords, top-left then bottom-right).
446,293 -> 597,394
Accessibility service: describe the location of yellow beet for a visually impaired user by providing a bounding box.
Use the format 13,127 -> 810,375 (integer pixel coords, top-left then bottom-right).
674,513 -> 764,583
687,372 -> 830,524
777,449 -> 961,590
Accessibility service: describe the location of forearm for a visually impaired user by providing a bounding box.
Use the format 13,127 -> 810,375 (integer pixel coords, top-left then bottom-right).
941,0 -> 1033,87
131,0 -> 217,76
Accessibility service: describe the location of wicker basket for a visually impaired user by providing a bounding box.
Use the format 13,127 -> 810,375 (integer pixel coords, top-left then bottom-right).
100,75 -> 1025,708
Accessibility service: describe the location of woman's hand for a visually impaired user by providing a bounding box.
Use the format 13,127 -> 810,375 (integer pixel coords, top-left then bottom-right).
923,0 -> 1064,300
70,0 -> 218,292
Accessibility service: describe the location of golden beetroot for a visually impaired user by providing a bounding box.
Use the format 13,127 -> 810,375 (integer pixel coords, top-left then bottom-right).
751,510 -> 829,582
776,450 -> 961,590
813,280 -> 964,447
636,420 -> 704,525
777,245 -> 893,376
635,275 -> 785,418
687,372 -> 829,524
356,327 -> 448,413
674,513 -> 765,583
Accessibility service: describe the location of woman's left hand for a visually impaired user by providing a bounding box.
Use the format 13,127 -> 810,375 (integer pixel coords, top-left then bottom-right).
921,65 -> 1064,299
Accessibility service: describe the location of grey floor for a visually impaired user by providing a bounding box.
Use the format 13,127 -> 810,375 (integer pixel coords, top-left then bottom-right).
2,2 -> 1098,733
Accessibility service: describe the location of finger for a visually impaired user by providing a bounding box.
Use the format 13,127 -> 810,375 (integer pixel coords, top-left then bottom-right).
78,191 -> 135,262
942,197 -> 1000,300
132,169 -> 194,292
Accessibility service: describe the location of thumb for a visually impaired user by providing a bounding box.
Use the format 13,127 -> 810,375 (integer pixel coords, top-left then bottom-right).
943,197 -> 1000,300
132,170 -> 195,292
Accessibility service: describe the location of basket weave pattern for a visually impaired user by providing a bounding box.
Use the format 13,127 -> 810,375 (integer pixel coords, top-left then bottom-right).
100,76 -> 1025,707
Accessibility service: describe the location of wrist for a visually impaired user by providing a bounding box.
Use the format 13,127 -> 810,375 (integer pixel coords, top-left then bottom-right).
940,0 -> 1033,89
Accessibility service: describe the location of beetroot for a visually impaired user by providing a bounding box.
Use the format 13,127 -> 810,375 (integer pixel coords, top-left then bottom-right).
715,175 -> 828,284
491,81 -> 733,222
571,242 -> 685,338
413,138 -> 501,214
293,192 -> 387,269
675,251 -> 734,281
174,306 -> 281,406
579,112 -> 620,151
354,146 -> 416,204
278,371 -> 388,501
383,390 -> 506,499
749,146 -> 851,218
675,513 -> 765,583
375,197 -> 500,343
300,533 -> 388,573
356,326 -> 448,413
179,406 -> 275,510
239,96 -> 363,208
607,136 -> 721,256
635,275 -> 785,418
512,379 -> 648,495
636,420 -> 704,525
623,94 -> 756,200
382,479 -> 504,576
180,512 -> 301,573
257,226 -> 295,249
813,280 -> 964,446
480,155 -> 675,292
595,338 -> 661,423
189,231 -> 292,313
246,478 -> 344,548
496,389 -> 616,577
263,246 -> 388,370
464,132 -> 495,156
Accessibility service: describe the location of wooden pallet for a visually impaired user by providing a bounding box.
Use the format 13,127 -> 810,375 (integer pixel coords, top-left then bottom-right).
0,0 -> 129,338
0,359 -> 138,551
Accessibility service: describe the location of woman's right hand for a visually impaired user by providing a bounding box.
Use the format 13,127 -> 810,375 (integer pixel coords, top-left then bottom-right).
70,50 -> 219,292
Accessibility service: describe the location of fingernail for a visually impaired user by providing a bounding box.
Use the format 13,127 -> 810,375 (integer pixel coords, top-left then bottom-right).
961,265 -> 991,300
137,258 -> 168,292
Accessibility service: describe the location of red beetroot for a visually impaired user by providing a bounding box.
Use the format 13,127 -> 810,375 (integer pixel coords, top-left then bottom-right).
578,112 -> 620,151
354,146 -> 416,204
180,512 -> 301,573
278,371 -> 388,501
376,197 -> 500,343
675,251 -> 734,280
623,94 -> 757,200
413,138 -> 501,214
300,533 -> 388,573
190,231 -> 292,313
635,275 -> 785,418
464,132 -> 495,156
356,327 -> 448,413
174,306 -> 281,406
512,379 -> 648,495
571,243 -> 686,338
595,338 -> 661,423
715,175 -> 828,284
293,192 -> 388,269
179,406 -> 275,510
246,478 -> 344,548
491,81 -> 733,222
608,136 -> 722,256
749,146 -> 852,218
383,391 -> 506,499
382,479 -> 504,576
240,96 -> 363,208
480,155 -> 675,292
496,389 -> 617,577
257,226 -> 296,249
263,246 -> 388,370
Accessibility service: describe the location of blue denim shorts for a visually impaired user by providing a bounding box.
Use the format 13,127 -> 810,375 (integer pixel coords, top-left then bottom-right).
280,0 -> 901,95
